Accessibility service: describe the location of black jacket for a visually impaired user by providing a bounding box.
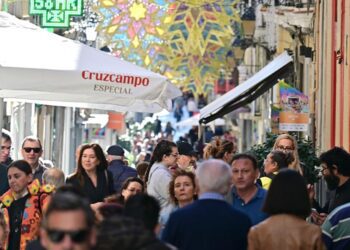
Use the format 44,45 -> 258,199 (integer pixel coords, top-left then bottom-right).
0,163 -> 9,196
66,169 -> 115,204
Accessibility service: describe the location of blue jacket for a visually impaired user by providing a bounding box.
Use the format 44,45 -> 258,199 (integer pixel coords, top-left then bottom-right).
108,160 -> 137,192
162,198 -> 251,250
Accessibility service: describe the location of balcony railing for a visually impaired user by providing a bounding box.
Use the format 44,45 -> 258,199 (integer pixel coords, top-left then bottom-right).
275,0 -> 316,8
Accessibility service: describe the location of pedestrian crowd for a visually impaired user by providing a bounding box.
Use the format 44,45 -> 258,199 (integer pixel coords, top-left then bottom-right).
1,129 -> 350,250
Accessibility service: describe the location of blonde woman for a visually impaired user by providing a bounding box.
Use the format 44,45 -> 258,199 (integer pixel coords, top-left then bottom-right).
272,134 -> 303,174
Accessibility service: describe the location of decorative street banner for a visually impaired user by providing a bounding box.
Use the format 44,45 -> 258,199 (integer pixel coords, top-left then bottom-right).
279,80 -> 309,132
29,0 -> 83,27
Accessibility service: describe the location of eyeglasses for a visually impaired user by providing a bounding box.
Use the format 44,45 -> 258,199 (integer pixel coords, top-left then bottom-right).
126,188 -> 142,193
23,147 -> 41,153
46,229 -> 90,243
320,167 -> 328,174
319,163 -> 331,174
276,146 -> 294,151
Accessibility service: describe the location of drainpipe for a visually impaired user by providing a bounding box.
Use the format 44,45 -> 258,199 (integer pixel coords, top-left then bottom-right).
339,0 -> 345,146
330,0 -> 337,147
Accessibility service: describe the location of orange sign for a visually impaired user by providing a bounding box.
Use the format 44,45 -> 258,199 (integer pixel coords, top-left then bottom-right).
279,112 -> 309,131
107,112 -> 124,130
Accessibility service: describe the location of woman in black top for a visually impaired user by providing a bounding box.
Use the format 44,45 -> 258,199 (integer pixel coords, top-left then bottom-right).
66,143 -> 114,204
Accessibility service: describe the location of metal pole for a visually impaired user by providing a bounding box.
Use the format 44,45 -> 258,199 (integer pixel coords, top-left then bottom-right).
62,107 -> 72,175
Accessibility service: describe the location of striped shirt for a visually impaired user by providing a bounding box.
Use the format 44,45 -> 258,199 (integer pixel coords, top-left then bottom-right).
322,202 -> 350,250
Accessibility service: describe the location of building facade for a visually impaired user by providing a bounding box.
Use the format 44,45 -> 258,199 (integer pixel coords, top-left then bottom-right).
315,0 -> 350,151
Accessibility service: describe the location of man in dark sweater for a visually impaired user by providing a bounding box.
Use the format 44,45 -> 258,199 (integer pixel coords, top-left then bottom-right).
0,131 -> 12,196
1,131 -> 13,167
0,163 -> 9,196
106,145 -> 137,193
162,159 -> 251,250
311,147 -> 350,225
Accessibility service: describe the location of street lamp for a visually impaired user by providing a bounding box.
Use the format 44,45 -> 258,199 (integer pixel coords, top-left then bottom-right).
241,6 -> 256,39
232,37 -> 245,61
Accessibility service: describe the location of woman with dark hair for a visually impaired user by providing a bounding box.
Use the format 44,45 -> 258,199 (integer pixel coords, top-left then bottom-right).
66,143 -> 114,204
145,140 -> 178,219
260,150 -> 294,190
248,169 -> 325,250
120,177 -> 144,202
0,160 -> 53,250
104,177 -> 144,205
94,177 -> 144,222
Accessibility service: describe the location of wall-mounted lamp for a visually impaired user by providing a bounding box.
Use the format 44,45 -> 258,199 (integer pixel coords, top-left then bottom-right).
241,6 -> 256,39
232,37 -> 245,61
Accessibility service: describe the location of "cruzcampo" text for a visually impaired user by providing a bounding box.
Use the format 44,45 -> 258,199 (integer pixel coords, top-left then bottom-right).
82,70 -> 150,87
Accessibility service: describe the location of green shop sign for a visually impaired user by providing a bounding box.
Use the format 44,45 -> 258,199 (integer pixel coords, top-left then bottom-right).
29,0 -> 83,28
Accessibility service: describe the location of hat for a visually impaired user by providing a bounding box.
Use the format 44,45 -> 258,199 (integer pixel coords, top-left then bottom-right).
177,141 -> 196,156
107,145 -> 125,156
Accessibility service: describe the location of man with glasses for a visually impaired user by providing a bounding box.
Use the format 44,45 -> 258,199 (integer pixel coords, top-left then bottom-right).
21,136 -> 48,183
40,190 -> 96,250
310,147 -> 350,225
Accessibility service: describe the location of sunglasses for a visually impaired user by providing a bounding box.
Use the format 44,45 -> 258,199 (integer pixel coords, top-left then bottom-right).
276,146 -> 294,151
46,229 -> 90,243
23,147 -> 41,153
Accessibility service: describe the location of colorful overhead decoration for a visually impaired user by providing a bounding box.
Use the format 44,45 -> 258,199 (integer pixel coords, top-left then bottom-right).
161,0 -> 241,94
164,0 -> 240,56
95,0 -> 241,95
95,0 -> 169,67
